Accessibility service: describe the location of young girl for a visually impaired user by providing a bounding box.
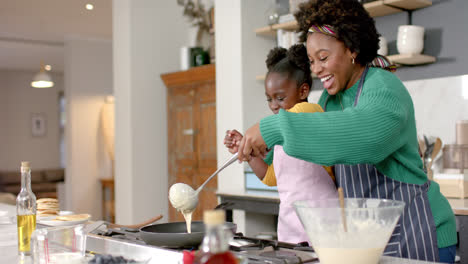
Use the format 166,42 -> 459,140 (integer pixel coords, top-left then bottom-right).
223,44 -> 337,244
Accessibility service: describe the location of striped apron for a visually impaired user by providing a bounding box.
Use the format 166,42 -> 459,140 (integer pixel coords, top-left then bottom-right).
323,67 -> 439,261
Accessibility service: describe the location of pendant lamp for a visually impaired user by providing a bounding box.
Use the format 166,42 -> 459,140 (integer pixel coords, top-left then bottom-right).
31,63 -> 54,88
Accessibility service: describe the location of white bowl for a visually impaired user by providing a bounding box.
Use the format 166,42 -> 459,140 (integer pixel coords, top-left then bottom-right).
397,25 -> 425,55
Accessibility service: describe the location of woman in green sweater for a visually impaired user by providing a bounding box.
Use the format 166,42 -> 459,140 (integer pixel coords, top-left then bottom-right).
237,0 -> 457,262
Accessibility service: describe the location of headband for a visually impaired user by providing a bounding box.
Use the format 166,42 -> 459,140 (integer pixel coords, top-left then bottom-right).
308,25 -> 396,72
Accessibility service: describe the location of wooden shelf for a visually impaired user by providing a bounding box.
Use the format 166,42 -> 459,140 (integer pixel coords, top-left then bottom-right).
384,0 -> 432,10
254,0 -> 432,37
256,75 -> 266,81
272,20 -> 298,31
255,55 -> 434,81
387,54 -> 436,65
365,0 -> 401,17
255,26 -> 276,37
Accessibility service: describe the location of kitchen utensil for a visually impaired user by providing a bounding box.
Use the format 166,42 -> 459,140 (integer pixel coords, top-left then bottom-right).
169,153 -> 239,212
419,138 -> 426,161
294,198 -> 405,264
107,214 -> 163,229
427,138 -> 442,180
83,214 -> 163,235
197,153 -> 239,194
337,188 -> 347,232
139,221 -> 237,248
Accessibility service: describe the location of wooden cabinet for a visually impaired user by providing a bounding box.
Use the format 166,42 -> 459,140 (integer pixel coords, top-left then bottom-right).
161,64 -> 218,222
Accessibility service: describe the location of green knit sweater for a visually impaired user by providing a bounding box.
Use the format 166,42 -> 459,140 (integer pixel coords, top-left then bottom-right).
260,67 -> 457,248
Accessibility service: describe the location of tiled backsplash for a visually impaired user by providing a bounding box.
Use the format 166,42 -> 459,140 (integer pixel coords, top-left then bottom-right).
310,74 -> 468,146
405,74 -> 468,145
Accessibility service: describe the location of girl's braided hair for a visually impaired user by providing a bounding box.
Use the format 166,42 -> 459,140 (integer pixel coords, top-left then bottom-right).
265,44 -> 312,89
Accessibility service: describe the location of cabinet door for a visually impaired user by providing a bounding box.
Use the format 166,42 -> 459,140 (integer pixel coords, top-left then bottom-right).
192,81 -> 218,221
166,71 -> 217,222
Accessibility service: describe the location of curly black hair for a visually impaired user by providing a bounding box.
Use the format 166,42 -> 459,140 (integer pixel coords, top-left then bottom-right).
294,0 -> 380,65
265,44 -> 312,90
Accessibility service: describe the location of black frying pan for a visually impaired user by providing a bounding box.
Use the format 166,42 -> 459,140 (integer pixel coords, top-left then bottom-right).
139,221 -> 237,248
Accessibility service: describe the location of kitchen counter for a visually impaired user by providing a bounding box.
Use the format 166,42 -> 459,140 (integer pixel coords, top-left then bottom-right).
448,198 -> 468,263
219,193 -> 468,264
0,202 -> 451,263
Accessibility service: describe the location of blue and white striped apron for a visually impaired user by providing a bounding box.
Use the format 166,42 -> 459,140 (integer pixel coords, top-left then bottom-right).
323,67 -> 439,261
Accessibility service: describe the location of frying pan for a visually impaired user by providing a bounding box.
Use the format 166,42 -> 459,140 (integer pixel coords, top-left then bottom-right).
139,221 -> 237,248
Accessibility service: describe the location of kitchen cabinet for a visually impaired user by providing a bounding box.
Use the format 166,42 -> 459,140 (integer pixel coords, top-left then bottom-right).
161,64 -> 218,222
254,0 -> 435,75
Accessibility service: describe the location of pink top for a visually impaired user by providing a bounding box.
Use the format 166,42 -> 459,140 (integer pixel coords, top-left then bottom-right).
273,145 -> 337,244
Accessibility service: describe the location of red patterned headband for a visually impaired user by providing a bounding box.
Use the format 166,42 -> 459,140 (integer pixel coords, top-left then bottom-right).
308,24 -> 336,37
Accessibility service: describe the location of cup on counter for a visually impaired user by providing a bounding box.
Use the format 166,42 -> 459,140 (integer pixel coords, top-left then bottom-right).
397,25 -> 425,55
31,225 -> 86,264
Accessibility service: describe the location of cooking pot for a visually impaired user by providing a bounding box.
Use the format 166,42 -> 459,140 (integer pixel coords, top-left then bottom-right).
139,221 -> 237,248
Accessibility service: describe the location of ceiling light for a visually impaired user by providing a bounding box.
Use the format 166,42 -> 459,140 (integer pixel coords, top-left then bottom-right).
45,65 -> 51,71
86,4 -> 94,10
31,63 -> 54,88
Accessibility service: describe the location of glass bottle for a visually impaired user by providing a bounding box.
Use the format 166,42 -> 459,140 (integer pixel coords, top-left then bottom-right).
16,161 -> 37,256
193,210 -> 238,264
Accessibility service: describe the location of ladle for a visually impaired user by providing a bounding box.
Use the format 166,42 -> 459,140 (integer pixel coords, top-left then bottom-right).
169,153 -> 239,212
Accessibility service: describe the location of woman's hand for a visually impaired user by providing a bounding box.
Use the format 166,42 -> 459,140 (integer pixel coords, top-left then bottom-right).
223,129 -> 243,154
238,123 -> 268,162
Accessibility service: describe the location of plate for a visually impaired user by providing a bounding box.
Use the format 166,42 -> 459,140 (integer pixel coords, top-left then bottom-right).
38,211 -> 75,221
38,214 -> 91,227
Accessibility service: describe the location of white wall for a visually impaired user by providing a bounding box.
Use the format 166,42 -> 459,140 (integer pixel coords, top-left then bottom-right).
215,0 -> 276,235
113,0 -> 189,224
64,36 -> 113,220
404,74 -> 468,145
0,70 -> 62,171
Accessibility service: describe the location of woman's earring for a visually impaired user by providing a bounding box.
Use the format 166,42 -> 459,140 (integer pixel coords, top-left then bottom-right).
352,57 -> 355,64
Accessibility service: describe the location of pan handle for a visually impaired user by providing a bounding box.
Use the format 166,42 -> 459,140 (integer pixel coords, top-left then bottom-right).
107,214 -> 163,229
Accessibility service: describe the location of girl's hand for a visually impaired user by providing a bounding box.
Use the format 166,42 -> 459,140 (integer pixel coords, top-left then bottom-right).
238,123 -> 268,162
223,129 -> 243,154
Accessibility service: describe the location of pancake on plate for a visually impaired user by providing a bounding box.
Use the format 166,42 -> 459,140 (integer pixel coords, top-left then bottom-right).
54,214 -> 91,222
37,198 -> 60,217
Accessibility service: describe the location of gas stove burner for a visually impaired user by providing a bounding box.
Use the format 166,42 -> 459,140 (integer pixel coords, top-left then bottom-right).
91,225 -> 318,263
260,249 -> 297,259
260,250 -> 298,258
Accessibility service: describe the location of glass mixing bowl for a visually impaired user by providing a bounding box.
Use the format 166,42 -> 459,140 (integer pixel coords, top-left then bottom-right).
294,198 -> 405,264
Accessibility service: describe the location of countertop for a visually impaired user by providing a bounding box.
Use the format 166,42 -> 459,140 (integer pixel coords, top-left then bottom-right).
0,202 -> 448,264
447,198 -> 468,215
218,192 -> 468,215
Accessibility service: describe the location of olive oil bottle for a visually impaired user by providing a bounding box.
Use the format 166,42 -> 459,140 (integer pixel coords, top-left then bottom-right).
16,161 -> 37,256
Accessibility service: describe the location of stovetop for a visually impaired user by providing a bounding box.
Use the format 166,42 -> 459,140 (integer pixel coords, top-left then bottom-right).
90,226 -> 318,264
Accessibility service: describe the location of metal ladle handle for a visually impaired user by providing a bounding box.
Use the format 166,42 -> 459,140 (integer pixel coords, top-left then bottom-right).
195,153 -> 239,194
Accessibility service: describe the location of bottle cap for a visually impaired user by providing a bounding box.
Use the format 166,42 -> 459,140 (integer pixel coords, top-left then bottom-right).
203,210 -> 225,226
21,161 -> 30,168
